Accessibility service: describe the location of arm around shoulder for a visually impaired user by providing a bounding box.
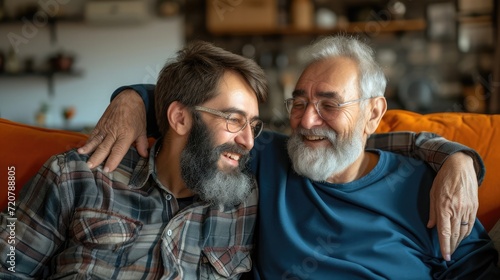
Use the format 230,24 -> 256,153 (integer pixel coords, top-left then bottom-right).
367,131 -> 484,183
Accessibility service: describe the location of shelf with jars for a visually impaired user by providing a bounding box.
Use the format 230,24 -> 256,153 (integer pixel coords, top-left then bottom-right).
208,19 -> 426,36
205,0 -> 425,36
0,48 -> 83,96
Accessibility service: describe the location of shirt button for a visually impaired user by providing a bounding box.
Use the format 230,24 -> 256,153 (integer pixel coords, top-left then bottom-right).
167,229 -> 172,236
166,194 -> 172,200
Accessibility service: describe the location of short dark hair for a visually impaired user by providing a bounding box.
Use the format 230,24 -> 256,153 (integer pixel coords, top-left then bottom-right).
154,41 -> 268,136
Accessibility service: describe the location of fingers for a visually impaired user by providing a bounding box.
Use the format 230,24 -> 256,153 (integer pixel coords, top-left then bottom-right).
464,212 -> 475,236
86,135 -> 115,170
81,134 -> 147,173
103,141 -> 131,173
427,187 -> 437,228
436,206 -> 477,261
456,209 -> 475,248
438,214 -> 452,261
448,214 -> 461,258
458,220 -> 471,251
439,217 -> 471,260
78,130 -> 105,154
135,135 -> 150,158
435,202 -> 469,260
102,134 -> 150,173
439,236 -> 451,262
449,212 -> 475,257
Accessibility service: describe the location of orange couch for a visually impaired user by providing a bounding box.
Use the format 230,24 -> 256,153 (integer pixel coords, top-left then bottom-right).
0,110 -> 499,231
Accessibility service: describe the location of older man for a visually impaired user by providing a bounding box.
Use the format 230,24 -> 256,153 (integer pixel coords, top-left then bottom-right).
0,41 -> 267,279
79,36 -> 496,278
250,36 -> 499,279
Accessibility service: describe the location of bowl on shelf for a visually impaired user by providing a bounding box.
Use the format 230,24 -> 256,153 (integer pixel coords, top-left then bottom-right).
49,52 -> 74,72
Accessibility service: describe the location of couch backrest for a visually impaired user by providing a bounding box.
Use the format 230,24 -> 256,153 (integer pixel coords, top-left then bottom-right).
0,118 -> 88,212
376,110 -> 500,231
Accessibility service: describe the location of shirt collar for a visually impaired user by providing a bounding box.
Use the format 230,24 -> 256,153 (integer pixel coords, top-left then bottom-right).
129,139 -> 163,191
128,139 -> 202,203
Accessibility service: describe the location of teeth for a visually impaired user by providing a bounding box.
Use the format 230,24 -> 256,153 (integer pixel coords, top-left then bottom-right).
304,135 -> 326,141
224,152 -> 240,161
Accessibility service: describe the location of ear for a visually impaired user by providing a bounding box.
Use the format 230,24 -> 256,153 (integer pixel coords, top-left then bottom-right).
364,97 -> 387,135
167,101 -> 192,136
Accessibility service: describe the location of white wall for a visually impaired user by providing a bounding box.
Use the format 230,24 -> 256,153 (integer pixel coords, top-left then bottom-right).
0,15 -> 184,128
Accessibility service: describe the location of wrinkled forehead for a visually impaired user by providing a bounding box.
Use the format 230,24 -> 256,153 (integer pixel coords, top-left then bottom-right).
295,58 -> 360,99
292,86 -> 347,101
293,78 -> 359,101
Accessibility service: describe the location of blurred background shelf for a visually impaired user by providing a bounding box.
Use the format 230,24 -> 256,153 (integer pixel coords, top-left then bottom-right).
0,70 -> 84,96
0,0 -> 497,130
209,19 -> 427,36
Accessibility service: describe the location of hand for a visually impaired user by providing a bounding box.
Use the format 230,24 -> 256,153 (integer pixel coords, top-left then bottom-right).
77,89 -> 149,172
427,152 -> 478,261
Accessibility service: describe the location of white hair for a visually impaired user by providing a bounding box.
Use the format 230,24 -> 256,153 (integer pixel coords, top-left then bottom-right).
303,36 -> 387,100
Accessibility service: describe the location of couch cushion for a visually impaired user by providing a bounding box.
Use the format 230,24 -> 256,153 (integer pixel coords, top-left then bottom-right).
0,118 -> 88,211
377,110 -> 500,231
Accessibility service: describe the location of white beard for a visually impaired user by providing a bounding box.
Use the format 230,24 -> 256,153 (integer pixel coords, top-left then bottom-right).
287,122 -> 365,182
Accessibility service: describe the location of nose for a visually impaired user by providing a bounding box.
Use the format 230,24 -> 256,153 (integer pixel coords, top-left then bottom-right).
234,123 -> 254,151
300,102 -> 324,129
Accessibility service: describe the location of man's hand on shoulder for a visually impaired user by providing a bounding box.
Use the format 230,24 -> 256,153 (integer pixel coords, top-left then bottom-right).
78,89 -> 148,172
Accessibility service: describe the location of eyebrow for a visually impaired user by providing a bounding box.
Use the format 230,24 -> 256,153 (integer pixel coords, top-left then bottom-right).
291,89 -> 342,100
292,89 -> 306,98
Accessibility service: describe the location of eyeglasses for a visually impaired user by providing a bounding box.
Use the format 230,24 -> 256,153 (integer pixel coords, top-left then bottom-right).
194,106 -> 264,138
284,97 -> 373,121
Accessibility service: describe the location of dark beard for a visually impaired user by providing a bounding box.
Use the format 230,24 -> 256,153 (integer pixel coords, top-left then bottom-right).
180,113 -> 253,206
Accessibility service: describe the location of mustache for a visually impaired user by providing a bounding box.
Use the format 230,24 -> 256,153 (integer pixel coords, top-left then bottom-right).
294,127 -> 337,144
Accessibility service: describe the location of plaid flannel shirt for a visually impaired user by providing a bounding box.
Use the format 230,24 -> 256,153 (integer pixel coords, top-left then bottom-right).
0,141 -> 257,279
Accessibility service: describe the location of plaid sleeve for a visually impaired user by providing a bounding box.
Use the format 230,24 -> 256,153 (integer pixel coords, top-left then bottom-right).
367,131 -> 485,184
0,155 -> 71,278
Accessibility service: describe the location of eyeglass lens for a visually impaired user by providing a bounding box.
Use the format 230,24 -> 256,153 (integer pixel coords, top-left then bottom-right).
226,112 -> 263,138
286,99 -> 356,120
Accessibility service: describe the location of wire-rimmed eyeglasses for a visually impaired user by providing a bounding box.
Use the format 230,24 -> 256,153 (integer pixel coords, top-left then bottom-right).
284,97 -> 373,121
194,106 -> 264,138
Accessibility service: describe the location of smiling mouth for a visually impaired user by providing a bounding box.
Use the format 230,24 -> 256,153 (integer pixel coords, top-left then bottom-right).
223,152 -> 241,161
303,135 -> 327,141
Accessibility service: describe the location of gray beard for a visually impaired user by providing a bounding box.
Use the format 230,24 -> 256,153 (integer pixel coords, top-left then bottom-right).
287,123 -> 365,182
180,114 -> 252,206
194,163 -> 253,206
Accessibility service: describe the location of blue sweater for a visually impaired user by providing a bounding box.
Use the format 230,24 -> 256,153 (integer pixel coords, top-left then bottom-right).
250,131 -> 498,280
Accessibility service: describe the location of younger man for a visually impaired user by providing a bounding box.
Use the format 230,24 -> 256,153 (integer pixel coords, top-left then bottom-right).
0,41 -> 267,279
